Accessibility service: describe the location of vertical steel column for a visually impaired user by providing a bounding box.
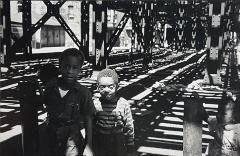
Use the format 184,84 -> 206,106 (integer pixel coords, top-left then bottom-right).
152,2 -> 157,49
178,1 -> 185,51
136,1 -> 144,54
191,1 -> 196,50
237,4 -> 240,42
0,0 -> 4,65
204,0 -> 225,85
130,23 -> 136,64
92,1 -> 107,69
81,1 -> 90,61
149,2 -> 155,62
2,0 -> 11,66
174,2 -> 180,50
159,15 -> 165,48
131,1 -> 145,55
22,0 -> 32,55
143,2 -> 153,66
130,1 -> 136,64
182,2 -> 193,49
196,1 -> 208,51
223,1 -> 232,50
154,21 -> 160,47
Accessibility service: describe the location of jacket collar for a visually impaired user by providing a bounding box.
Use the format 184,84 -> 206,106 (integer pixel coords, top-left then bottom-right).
46,78 -> 82,92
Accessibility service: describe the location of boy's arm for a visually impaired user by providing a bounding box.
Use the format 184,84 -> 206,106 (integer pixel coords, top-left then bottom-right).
124,103 -> 135,152
82,90 -> 95,156
84,115 -> 92,147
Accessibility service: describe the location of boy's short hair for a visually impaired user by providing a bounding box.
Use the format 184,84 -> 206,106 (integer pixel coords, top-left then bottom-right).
97,69 -> 119,84
59,48 -> 85,67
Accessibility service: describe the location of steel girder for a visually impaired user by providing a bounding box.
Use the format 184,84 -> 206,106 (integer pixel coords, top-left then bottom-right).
204,0 -> 225,85
81,0 -> 90,61
1,0 -> 11,65
91,1 -> 107,69
8,0 -> 87,63
42,0 -> 83,49
22,0 -> 32,55
106,13 -> 130,56
9,0 -> 66,59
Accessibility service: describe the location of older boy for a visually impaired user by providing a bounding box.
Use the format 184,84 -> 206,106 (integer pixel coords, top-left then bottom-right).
93,69 -> 135,156
44,48 -> 94,156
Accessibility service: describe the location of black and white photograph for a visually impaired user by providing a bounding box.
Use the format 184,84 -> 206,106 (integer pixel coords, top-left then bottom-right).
0,0 -> 240,156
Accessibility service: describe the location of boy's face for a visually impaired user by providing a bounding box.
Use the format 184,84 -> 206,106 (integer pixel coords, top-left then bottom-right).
98,77 -> 117,101
60,56 -> 81,84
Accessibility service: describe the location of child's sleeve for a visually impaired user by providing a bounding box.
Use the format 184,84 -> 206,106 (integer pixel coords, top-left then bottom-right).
82,89 -> 95,149
43,87 -> 57,119
82,89 -> 95,116
123,102 -> 135,152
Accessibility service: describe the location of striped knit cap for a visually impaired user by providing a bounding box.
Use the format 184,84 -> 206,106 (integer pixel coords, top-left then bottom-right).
97,68 -> 119,84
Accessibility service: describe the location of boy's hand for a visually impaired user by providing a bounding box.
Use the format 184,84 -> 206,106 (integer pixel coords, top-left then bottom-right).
207,116 -> 218,133
83,143 -> 93,156
56,126 -> 69,140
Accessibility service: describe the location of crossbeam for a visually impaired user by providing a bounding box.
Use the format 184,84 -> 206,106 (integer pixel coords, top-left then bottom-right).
106,13 -> 130,55
9,0 -> 66,56
42,0 -> 83,49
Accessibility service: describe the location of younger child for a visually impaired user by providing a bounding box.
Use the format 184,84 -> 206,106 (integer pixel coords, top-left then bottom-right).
93,69 -> 135,156
44,48 -> 94,156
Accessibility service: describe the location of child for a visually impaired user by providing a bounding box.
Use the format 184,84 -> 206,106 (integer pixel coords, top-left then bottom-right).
93,69 -> 135,156
44,48 -> 94,156
206,92 -> 240,156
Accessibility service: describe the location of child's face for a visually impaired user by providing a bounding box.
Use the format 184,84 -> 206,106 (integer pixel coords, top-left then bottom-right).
98,77 -> 117,100
60,56 -> 81,84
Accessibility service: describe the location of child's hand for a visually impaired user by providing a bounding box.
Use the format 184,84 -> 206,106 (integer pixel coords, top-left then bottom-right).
56,126 -> 69,140
207,116 -> 218,133
83,143 -> 93,156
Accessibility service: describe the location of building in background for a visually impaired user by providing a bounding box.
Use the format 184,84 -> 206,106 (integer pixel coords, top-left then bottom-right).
10,1 -> 132,51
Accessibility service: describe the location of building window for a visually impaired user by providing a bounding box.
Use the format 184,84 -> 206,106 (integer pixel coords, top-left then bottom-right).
68,5 -> 74,20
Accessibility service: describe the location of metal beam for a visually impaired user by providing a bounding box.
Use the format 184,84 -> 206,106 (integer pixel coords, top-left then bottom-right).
92,1 -> 107,69
131,18 -> 145,51
2,0 -> 11,65
143,2 -> 155,65
106,13 -> 130,56
22,0 -> 32,55
204,0 -> 225,85
9,0 -> 66,58
43,0 -> 83,49
81,0 -> 90,61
